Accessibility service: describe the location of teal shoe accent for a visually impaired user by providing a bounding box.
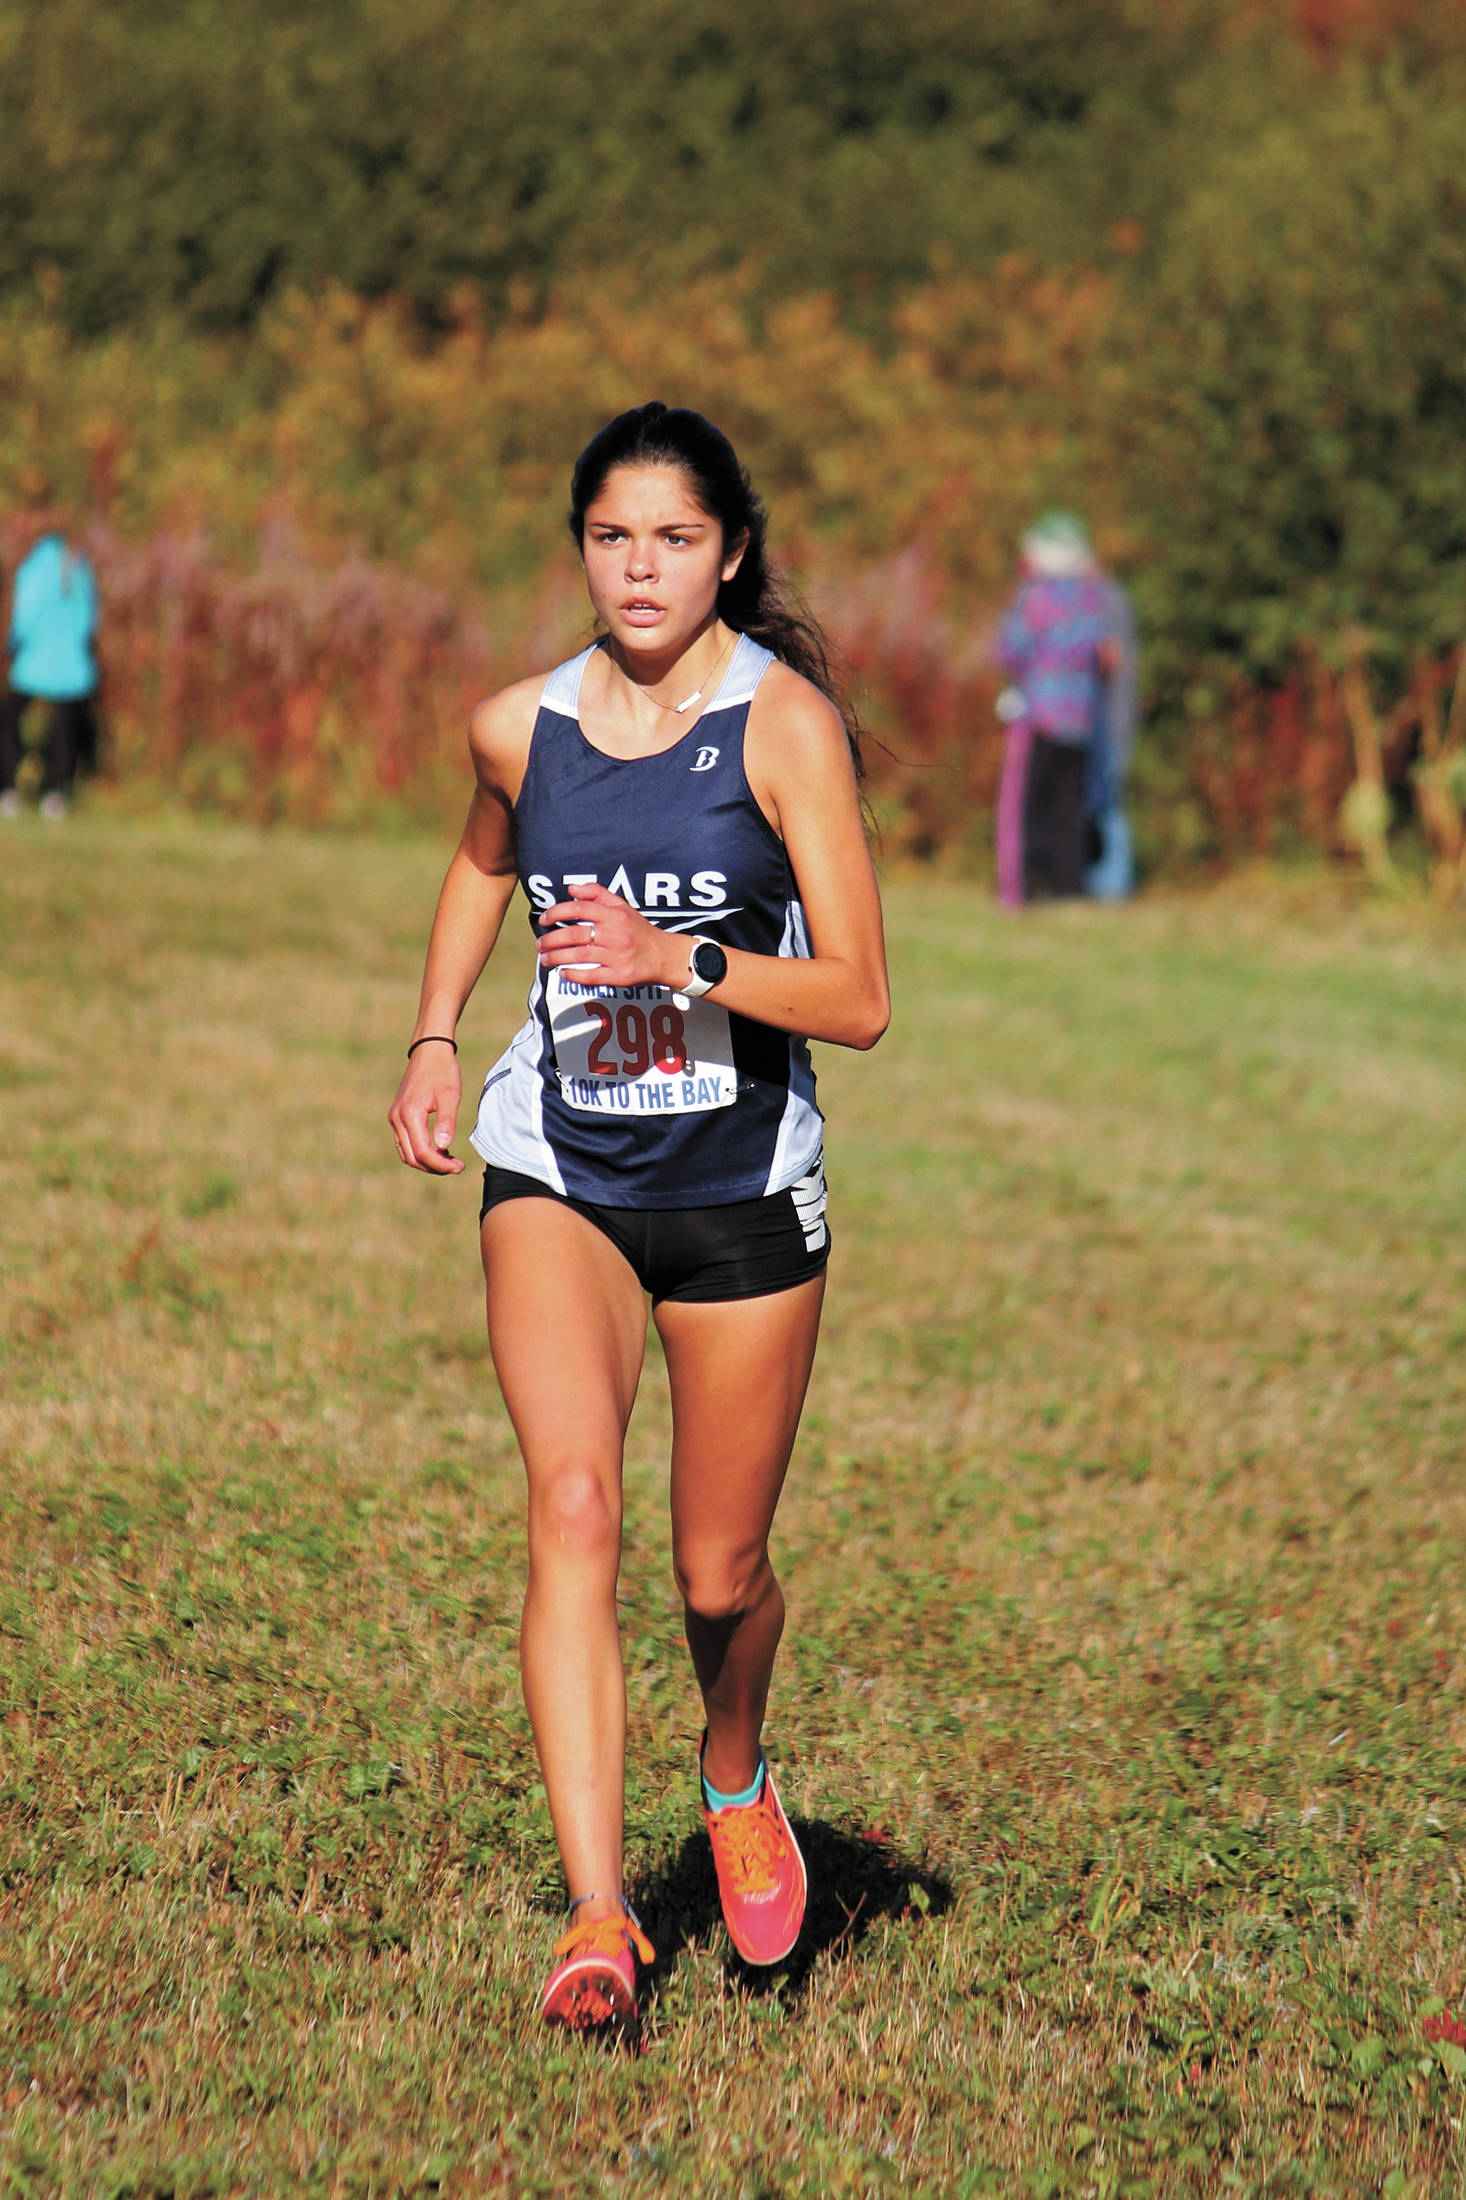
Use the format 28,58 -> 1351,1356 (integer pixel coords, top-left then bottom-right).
701,1747 -> 766,1813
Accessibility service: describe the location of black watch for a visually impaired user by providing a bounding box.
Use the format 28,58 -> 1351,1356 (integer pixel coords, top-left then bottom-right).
683,937 -> 728,997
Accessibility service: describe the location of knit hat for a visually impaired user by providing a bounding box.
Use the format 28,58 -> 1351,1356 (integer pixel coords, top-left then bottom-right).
1021,510 -> 1095,578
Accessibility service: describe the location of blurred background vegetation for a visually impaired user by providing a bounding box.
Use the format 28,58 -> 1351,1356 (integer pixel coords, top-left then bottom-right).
1,0 -> 1464,878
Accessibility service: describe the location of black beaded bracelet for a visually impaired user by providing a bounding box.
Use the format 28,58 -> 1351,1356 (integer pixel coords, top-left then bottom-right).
406,1035 -> 458,1059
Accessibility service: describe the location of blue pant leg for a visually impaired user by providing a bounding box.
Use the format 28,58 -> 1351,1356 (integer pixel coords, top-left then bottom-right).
1085,805 -> 1133,900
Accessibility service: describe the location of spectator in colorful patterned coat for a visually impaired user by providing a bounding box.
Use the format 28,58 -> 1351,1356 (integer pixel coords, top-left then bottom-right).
993,512 -> 1125,905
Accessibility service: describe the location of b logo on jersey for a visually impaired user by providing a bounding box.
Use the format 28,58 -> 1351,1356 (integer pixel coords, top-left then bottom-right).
691,746 -> 720,773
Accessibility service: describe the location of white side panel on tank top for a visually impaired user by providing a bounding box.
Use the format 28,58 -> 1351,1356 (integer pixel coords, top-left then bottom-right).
539,645 -> 596,720
469,969 -> 568,1191
716,632 -> 775,710
763,897 -> 824,1195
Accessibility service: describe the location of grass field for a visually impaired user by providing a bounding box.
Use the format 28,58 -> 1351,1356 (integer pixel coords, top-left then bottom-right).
2,811 -> 1465,2199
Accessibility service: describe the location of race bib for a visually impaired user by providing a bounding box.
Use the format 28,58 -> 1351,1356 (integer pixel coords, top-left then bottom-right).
547,969 -> 738,1117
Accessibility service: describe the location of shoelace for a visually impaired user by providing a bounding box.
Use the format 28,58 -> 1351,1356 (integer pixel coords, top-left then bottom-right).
551,1912 -> 655,1967
710,1790 -> 787,1894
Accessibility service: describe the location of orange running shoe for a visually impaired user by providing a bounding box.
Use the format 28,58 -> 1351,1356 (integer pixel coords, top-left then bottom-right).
541,1899 -> 655,2031
702,1742 -> 807,1966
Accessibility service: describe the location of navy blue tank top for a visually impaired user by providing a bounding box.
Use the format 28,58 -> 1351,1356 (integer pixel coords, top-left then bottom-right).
470,635 -> 823,1208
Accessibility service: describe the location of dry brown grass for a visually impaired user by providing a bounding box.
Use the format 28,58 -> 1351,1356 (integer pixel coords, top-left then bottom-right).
2,816 -> 1464,2197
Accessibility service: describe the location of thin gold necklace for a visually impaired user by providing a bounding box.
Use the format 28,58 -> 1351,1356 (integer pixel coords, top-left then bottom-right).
611,628 -> 736,717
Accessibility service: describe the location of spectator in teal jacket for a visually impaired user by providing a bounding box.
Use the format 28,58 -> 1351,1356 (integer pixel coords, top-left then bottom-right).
0,529 -> 102,820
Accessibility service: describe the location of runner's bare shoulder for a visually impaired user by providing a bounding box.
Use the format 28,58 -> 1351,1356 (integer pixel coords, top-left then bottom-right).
468,675 -> 545,807
745,659 -> 857,836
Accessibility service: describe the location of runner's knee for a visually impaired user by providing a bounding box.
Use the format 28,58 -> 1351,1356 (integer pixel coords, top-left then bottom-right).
675,1540 -> 773,1624
529,1464 -> 621,1566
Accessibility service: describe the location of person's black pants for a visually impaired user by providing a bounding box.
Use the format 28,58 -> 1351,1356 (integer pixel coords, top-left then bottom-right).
0,690 -> 95,796
1023,734 -> 1089,900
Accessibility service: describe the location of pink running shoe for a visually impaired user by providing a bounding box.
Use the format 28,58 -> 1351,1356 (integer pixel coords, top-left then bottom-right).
702,1744 -> 807,1966
541,1902 -> 654,2031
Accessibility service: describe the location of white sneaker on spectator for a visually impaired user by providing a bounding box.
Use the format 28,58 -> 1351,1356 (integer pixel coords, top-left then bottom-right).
0,790 -> 21,819
39,791 -> 70,820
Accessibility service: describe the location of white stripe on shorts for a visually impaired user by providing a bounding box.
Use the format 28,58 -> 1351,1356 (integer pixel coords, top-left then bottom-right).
789,1158 -> 828,1252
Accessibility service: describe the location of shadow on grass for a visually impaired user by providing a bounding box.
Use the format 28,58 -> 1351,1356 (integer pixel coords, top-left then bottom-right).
633,1818 -> 955,2011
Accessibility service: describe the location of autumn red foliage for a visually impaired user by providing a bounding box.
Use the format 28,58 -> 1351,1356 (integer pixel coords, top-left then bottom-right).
0,214 -> 1461,877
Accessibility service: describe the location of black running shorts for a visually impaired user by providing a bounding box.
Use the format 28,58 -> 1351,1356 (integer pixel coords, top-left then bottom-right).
478,1158 -> 829,1305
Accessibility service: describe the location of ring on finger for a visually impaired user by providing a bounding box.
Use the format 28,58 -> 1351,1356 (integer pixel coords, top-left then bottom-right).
586,921 -> 596,943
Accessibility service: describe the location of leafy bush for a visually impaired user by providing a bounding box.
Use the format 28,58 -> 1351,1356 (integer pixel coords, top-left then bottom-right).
0,0 -> 1217,333
1112,63 -> 1466,696
2,27 -> 1465,879
0,268 -> 1112,839
1078,58 -> 1466,868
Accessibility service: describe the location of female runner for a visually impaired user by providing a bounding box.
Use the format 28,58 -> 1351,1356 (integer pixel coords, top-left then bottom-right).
388,402 -> 889,2031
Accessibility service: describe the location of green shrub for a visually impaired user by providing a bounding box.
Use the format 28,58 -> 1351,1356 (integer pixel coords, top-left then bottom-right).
1113,61 -> 1466,703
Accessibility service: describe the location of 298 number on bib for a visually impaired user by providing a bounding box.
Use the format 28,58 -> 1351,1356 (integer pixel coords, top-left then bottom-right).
547,972 -> 738,1116
586,1000 -> 687,1079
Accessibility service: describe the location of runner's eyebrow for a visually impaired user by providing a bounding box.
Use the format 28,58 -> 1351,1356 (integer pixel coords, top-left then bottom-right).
586,518 -> 710,534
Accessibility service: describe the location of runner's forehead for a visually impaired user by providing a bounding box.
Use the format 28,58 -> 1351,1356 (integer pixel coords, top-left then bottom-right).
584,465 -> 713,532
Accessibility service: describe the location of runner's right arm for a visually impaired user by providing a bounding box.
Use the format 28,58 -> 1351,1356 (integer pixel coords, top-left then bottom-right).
388,681 -> 539,1174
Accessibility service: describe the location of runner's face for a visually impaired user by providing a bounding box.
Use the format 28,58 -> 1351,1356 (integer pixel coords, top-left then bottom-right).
581,464 -> 745,659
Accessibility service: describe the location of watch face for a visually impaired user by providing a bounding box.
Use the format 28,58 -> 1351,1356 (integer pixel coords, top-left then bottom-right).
691,939 -> 728,985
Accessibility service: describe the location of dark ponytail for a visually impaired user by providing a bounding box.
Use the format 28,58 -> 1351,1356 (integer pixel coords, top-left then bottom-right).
568,401 -> 865,779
